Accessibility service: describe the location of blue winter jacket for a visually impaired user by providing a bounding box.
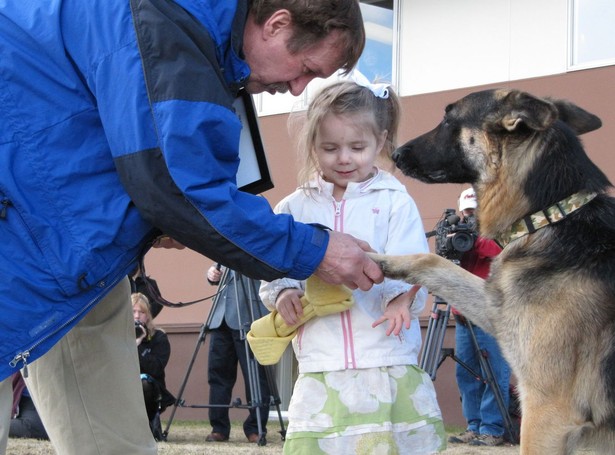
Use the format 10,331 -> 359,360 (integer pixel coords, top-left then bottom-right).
0,0 -> 328,380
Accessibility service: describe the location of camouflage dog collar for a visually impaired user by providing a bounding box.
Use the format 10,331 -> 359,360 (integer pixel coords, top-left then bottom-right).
496,190 -> 598,247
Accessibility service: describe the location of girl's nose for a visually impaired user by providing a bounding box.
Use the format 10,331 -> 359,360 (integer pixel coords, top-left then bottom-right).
337,148 -> 352,163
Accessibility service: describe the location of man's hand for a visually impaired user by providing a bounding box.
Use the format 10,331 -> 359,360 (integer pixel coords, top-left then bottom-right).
207,265 -> 223,284
315,231 -> 384,291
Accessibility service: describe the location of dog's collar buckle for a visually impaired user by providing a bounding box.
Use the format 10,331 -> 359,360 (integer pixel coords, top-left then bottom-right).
497,190 -> 598,247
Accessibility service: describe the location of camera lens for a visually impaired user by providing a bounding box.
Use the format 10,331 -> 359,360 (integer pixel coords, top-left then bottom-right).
451,232 -> 474,252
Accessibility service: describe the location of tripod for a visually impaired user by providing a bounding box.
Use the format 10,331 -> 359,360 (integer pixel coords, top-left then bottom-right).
420,296 -> 518,443
162,268 -> 286,446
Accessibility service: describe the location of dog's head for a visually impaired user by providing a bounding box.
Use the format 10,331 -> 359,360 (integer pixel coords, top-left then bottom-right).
393,89 -> 602,185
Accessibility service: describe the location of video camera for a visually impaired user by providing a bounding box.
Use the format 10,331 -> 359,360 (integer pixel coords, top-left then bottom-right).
135,320 -> 149,339
427,208 -> 477,261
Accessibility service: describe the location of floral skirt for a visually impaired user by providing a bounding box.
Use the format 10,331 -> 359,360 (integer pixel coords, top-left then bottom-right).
283,365 -> 447,455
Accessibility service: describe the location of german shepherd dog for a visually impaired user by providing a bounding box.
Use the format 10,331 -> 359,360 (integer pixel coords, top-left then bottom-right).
370,89 -> 615,454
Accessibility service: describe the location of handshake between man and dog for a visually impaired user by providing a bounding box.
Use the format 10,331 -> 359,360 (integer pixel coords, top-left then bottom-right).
371,89 -> 615,455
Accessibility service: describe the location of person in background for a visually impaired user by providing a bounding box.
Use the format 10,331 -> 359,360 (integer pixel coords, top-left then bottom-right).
1,2 -> 375,453
133,293 -> 175,441
448,188 -> 512,447
260,76 -> 446,454
205,264 -> 271,444
9,372 -> 48,441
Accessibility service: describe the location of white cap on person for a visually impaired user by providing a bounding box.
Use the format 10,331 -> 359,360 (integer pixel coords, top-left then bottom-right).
459,187 -> 477,211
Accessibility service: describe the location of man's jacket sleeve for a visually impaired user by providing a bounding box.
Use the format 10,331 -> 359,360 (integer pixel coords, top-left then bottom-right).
94,0 -> 327,280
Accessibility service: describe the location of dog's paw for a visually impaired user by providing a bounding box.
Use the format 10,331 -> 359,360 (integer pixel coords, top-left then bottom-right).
368,253 -> 410,281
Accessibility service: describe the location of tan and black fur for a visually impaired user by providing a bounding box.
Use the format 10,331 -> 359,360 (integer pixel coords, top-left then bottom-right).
371,89 -> 615,454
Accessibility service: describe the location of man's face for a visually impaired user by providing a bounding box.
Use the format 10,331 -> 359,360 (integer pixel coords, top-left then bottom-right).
243,12 -> 345,96
462,208 -> 475,218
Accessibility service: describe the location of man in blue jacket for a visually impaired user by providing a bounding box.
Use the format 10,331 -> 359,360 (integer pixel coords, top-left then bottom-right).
0,1 -> 379,454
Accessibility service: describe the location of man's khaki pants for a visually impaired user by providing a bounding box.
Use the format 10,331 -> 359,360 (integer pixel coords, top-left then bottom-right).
0,376 -> 11,454
24,278 -> 157,455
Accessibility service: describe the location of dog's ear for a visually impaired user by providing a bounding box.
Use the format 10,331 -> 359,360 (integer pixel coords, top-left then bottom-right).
499,91 -> 558,132
548,99 -> 602,135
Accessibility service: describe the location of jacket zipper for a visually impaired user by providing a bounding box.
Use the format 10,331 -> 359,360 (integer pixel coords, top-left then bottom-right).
333,200 -> 344,231
332,199 -> 357,368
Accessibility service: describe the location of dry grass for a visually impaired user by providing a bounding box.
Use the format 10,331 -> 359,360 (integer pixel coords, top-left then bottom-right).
5,421 -> 523,455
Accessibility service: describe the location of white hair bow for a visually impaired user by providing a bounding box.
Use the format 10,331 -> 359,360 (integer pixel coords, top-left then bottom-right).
348,70 -> 389,99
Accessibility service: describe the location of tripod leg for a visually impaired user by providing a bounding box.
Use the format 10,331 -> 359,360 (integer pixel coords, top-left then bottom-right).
244,354 -> 267,445
466,323 -> 517,444
162,323 -> 209,439
430,309 -> 449,380
420,302 -> 452,381
420,302 -> 441,375
262,364 -> 287,440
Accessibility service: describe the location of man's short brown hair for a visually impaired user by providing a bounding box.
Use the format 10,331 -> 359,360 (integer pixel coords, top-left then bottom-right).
250,0 -> 365,75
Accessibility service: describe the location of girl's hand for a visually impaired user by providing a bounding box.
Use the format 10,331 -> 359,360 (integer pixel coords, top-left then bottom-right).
372,285 -> 421,336
275,288 -> 305,326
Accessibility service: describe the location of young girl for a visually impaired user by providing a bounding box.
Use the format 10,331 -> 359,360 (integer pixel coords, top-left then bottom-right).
259,77 -> 446,454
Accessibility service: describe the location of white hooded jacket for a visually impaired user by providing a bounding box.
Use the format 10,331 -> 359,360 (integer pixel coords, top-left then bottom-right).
260,169 -> 429,373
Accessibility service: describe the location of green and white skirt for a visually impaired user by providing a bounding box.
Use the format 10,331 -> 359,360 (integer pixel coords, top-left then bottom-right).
283,365 -> 447,455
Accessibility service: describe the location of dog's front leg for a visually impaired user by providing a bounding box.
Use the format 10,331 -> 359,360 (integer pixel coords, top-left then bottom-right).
369,253 -> 494,333
519,396 -> 581,455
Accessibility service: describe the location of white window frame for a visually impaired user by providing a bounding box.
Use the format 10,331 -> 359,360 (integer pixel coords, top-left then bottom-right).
568,0 -> 615,71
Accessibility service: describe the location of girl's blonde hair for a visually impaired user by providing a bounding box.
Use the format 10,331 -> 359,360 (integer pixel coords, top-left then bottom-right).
131,292 -> 159,336
294,80 -> 401,187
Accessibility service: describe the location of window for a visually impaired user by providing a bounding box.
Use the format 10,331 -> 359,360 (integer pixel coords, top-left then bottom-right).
569,0 -> 615,69
255,0 -> 398,117
356,1 -> 396,84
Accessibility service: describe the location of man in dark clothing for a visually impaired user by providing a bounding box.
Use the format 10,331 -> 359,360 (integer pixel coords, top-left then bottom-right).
205,264 -> 271,444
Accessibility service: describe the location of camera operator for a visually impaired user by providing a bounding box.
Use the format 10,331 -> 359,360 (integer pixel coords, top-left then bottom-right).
448,188 -> 511,448
132,293 -> 175,440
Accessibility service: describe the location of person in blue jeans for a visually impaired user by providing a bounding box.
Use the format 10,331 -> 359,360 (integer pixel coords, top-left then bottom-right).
205,264 -> 271,444
448,188 -> 512,447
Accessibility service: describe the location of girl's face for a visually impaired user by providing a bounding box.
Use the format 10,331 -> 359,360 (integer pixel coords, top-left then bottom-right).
133,304 -> 149,325
315,112 -> 386,198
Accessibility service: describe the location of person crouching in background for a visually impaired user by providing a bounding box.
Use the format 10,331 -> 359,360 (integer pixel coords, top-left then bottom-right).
132,293 -> 175,440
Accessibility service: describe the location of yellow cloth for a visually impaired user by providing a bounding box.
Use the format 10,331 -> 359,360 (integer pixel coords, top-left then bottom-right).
247,276 -> 354,365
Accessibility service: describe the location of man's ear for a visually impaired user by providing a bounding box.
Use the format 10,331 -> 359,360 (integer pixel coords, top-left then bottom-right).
263,9 -> 291,39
